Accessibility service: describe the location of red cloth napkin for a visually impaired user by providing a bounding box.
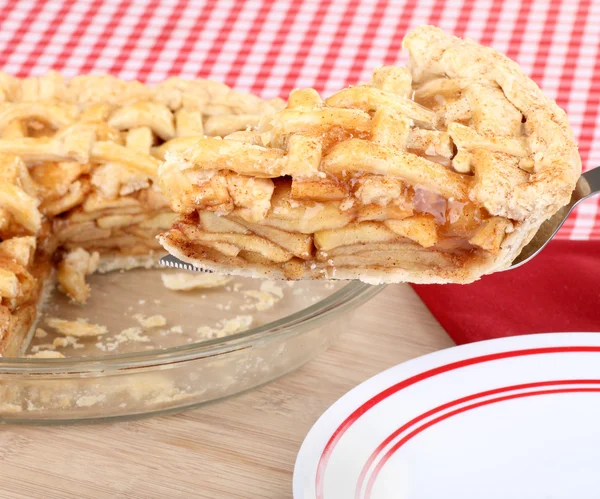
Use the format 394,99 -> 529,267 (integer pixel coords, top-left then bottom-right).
412,240 -> 600,344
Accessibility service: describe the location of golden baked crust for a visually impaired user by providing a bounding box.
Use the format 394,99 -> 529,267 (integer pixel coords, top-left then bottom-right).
404,25 -> 580,223
158,26 -> 581,284
0,26 -> 583,354
0,72 -> 282,356
0,235 -> 52,356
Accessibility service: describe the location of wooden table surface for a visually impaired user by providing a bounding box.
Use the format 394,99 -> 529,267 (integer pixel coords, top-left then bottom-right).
0,285 -> 454,499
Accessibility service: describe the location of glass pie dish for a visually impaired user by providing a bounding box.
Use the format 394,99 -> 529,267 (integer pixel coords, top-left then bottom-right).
0,268 -> 382,423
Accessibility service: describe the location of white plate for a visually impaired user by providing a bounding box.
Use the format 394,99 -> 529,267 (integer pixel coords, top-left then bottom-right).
294,333 -> 600,499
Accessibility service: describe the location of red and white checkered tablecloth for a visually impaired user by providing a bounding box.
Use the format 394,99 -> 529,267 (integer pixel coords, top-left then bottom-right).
0,0 -> 598,239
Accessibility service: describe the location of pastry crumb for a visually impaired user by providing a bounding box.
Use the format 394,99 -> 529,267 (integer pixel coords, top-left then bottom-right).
259,280 -> 284,299
239,281 -> 284,311
0,402 -> 22,413
76,394 -> 106,407
34,328 -> 48,338
95,342 -> 108,352
241,290 -> 277,311
26,350 -> 65,359
56,248 -> 100,304
27,350 -> 65,359
138,299 -> 146,305
161,272 -> 232,291
196,315 -> 253,339
115,327 -> 150,344
96,326 -> 151,353
30,343 -> 56,353
170,325 -> 183,334
53,336 -> 83,349
133,313 -> 167,329
46,317 -> 108,337
240,291 -> 275,311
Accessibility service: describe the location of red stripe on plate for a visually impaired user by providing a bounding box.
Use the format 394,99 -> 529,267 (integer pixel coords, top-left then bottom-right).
355,379 -> 600,498
315,346 -> 600,498
364,387 -> 600,498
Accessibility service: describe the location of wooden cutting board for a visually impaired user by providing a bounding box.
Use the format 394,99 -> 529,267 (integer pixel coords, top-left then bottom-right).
0,284 -> 452,499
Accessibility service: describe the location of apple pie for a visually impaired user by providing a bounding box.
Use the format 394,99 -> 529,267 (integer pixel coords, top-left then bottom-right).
0,72 -> 283,355
158,26 -> 581,284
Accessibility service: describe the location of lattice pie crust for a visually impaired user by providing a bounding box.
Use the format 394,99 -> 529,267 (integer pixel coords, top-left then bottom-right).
0,26 -> 581,356
0,72 -> 282,355
158,26 -> 581,284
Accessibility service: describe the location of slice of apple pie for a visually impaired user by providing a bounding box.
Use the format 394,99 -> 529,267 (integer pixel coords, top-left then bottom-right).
0,72 -> 282,355
158,26 -> 581,284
